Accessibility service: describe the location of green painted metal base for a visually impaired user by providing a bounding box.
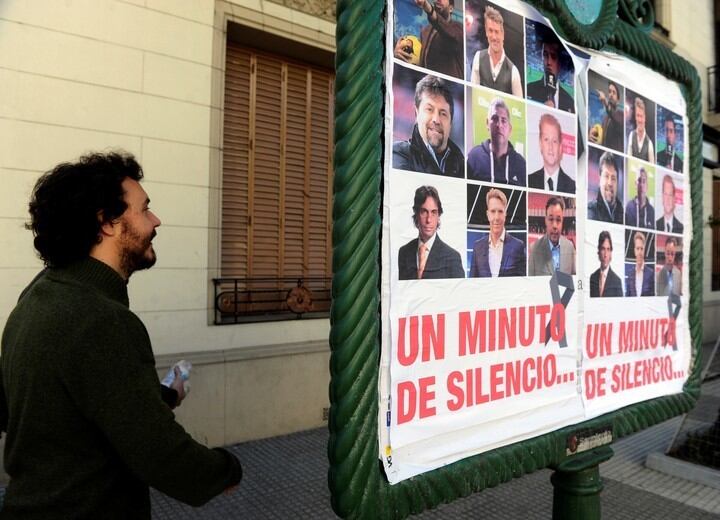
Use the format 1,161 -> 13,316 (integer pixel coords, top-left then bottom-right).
551,446 -> 614,520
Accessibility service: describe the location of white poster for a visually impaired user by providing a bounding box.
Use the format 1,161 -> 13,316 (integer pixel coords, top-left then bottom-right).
379,0 -> 690,484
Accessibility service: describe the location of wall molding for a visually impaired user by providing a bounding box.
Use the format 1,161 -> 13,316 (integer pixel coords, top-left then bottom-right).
155,339 -> 329,368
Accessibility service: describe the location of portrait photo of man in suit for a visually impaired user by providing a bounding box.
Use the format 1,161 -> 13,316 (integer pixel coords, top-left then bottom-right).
656,113 -> 683,173
656,236 -> 682,296
656,174 -> 684,233
528,196 -> 576,276
526,22 -> 574,113
470,188 -> 526,277
624,165 -> 655,229
528,113 -> 576,193
589,230 -> 623,297
625,231 -> 654,296
588,150 -> 623,224
398,185 -> 465,280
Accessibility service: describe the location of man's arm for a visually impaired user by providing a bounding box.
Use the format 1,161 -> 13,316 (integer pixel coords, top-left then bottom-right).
449,248 -> 465,278
63,313 -> 241,506
511,66 -> 523,98
392,141 -> 413,172
471,52 -> 481,84
469,245 -> 480,278
528,243 -> 537,276
509,240 -> 527,277
425,5 -> 463,44
0,363 -> 7,436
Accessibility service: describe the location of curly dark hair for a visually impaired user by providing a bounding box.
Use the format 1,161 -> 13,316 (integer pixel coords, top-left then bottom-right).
27,151 -> 143,267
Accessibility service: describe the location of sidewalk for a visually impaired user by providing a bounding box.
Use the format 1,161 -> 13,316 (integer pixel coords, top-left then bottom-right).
151,388 -> 720,519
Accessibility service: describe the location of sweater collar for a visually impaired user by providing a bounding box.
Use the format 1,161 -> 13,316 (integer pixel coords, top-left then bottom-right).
51,257 -> 129,307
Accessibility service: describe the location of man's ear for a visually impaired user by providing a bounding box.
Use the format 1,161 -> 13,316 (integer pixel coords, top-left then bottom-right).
98,212 -> 120,238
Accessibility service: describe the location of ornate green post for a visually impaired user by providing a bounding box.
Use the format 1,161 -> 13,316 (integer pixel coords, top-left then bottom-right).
329,1 -> 385,518
551,446 -> 614,519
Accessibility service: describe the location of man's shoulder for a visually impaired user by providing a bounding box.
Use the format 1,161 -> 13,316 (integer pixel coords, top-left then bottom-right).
508,144 -> 526,161
558,87 -> 575,110
5,272 -> 147,357
505,233 -> 524,249
399,238 -> 417,254
558,169 -> 575,188
526,80 -> 543,94
475,48 -> 489,59
528,169 -> 543,187
560,235 -> 575,250
392,139 -> 412,155
446,138 -> 464,158
468,140 -> 490,157
21,270 -> 122,314
531,235 -> 548,253
433,235 -> 454,253
472,235 -> 489,252
392,139 -> 416,171
587,199 -> 603,219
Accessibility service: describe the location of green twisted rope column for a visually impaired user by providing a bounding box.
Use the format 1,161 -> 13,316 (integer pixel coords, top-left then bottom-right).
329,0 -> 384,518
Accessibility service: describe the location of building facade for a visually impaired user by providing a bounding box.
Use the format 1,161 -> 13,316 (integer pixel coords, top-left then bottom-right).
1,0 -> 719,461
0,0 -> 336,449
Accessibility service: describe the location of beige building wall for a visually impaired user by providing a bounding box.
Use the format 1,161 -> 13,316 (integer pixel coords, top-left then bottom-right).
662,0 -> 720,342
0,0 -> 335,446
3,0 -> 717,451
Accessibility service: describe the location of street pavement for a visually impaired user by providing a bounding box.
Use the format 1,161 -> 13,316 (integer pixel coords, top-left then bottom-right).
152,381 -> 720,519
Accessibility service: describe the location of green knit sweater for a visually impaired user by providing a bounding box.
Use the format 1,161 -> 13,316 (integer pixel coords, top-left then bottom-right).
0,258 -> 241,519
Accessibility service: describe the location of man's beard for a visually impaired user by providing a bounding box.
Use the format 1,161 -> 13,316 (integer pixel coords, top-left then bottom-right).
603,187 -> 615,204
426,124 -> 446,151
119,219 -> 157,277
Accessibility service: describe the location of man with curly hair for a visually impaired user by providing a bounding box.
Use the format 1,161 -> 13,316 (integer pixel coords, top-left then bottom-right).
0,151 -> 242,518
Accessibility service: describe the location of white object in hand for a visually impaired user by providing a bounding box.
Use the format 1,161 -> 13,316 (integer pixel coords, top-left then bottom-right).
161,359 -> 192,394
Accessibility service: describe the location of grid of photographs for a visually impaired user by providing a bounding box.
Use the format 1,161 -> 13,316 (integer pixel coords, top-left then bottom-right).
390,0 -> 578,280
586,68 -> 685,298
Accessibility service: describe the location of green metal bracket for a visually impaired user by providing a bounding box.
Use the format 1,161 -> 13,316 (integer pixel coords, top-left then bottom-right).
329,0 -> 703,517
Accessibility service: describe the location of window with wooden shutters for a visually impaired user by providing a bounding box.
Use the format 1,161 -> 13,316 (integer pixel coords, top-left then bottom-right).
216,42 -> 334,323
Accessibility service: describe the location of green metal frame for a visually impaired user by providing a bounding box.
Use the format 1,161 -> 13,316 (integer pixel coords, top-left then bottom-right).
329,0 -> 703,517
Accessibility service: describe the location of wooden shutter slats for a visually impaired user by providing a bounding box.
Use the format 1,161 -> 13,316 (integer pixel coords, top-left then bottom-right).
221,41 -> 334,288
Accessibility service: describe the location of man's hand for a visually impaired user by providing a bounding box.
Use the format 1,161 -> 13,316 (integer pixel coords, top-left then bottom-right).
169,366 -> 187,407
224,484 -> 239,495
393,38 -> 413,62
596,89 -> 607,106
415,0 -> 434,17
